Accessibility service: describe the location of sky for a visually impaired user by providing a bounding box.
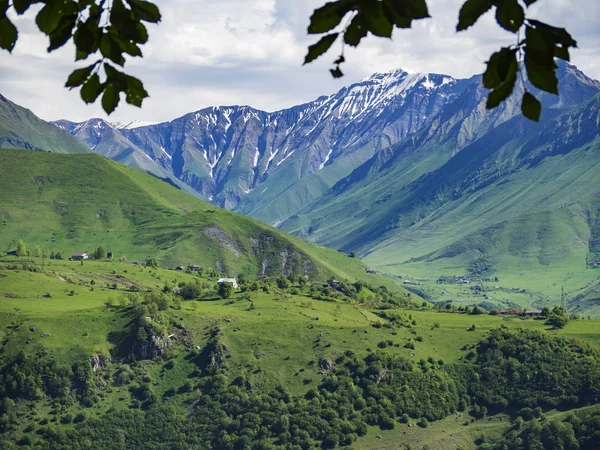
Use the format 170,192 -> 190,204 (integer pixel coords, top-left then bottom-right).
1,0 -> 599,123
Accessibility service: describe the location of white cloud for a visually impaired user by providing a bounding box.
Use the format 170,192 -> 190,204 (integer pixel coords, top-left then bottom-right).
0,0 -> 598,122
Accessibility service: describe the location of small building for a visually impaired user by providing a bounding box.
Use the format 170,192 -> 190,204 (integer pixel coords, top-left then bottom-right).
365,268 -> 377,274
175,265 -> 185,271
217,278 -> 238,289
188,264 -> 202,272
522,310 -> 543,317
71,252 -> 88,261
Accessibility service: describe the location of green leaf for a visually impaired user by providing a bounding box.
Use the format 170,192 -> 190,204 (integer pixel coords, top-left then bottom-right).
80,73 -> 103,103
524,25 -> 554,69
100,34 -> 126,66
521,91 -> 541,121
486,71 -> 517,109
36,3 -> 63,34
404,0 -> 430,20
482,47 -> 518,89
13,0 -> 35,15
483,47 -> 518,109
0,16 -> 17,52
382,0 -> 429,23
382,0 -> 413,29
344,14 -> 368,46
101,83 -> 120,114
36,1 -> 76,35
47,15 -> 77,51
495,0 -> 524,33
363,2 -> 393,38
65,63 -> 96,88
127,0 -> 161,23
113,35 -> 142,57
304,33 -> 339,65
457,0 -> 493,31
553,45 -> 569,61
527,20 -> 577,49
330,67 -> 343,78
124,76 -> 148,107
308,1 -> 352,34
73,22 -> 99,55
524,56 -> 558,94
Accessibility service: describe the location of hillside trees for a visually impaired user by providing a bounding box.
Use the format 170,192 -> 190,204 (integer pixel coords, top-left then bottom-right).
16,239 -> 26,258
0,0 -> 577,120
218,282 -> 233,299
179,281 -> 201,300
93,246 -> 107,259
546,305 -> 570,329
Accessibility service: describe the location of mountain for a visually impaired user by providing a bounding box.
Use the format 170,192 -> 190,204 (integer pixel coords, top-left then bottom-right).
55,64 -> 600,230
54,70 -> 471,213
280,66 -> 600,250
0,148 -> 408,291
0,94 -> 90,154
278,68 -> 600,314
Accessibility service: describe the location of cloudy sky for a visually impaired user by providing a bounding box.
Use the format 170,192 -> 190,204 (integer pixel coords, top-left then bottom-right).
1,0 -> 599,123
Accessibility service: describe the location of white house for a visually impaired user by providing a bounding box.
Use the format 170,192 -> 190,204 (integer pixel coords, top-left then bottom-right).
217,278 -> 239,289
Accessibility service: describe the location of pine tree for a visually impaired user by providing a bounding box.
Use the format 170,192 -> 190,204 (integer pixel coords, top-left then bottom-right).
33,244 -> 42,258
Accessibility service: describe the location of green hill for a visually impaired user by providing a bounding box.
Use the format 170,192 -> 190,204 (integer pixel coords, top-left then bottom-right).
0,95 -> 90,154
0,256 -> 599,449
0,149 -> 409,293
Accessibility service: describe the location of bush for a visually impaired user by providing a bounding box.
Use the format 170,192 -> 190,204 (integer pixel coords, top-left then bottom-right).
218,282 -> 234,299
180,282 -> 201,300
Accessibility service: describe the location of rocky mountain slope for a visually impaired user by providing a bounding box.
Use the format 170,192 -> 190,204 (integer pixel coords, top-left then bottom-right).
54,70 -> 471,212
55,64 -> 600,229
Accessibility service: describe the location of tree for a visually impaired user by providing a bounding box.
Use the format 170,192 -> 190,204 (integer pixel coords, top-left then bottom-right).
218,282 -> 233,299
94,247 -> 107,259
16,239 -> 26,258
276,276 -> 290,290
33,244 -> 42,258
145,257 -> 158,268
180,282 -> 201,300
547,305 -> 569,329
0,0 -> 576,121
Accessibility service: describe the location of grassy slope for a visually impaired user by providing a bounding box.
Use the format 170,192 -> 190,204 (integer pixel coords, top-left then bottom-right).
282,96 -> 600,315
0,149 -> 410,294
364,117 -> 600,314
1,258 -> 599,448
0,95 -> 90,154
